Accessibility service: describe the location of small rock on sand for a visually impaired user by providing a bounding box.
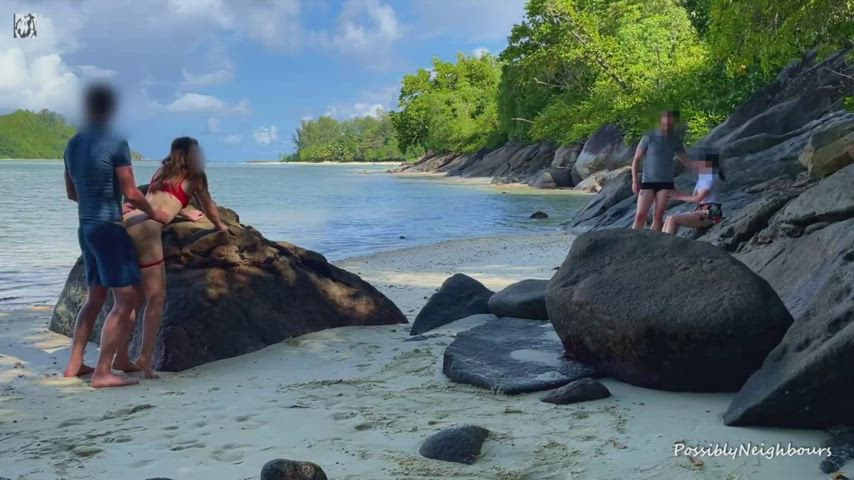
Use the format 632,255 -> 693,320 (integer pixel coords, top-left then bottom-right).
530,210 -> 549,219
419,425 -> 490,464
541,377 -> 611,405
260,459 -> 328,480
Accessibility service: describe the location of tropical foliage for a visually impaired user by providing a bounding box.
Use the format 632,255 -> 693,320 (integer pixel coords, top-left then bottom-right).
284,112 -> 407,162
283,0 -> 850,160
0,109 -> 75,159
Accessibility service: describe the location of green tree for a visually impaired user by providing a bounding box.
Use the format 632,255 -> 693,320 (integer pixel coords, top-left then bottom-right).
0,109 -> 76,159
391,53 -> 502,154
287,112 -> 406,162
708,0 -> 854,76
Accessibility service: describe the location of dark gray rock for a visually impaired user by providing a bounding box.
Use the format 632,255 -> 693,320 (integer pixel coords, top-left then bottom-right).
820,426 -> 854,474
419,425 -> 490,464
443,317 -> 594,394
488,279 -> 549,320
410,274 -> 493,335
529,211 -> 549,219
772,163 -> 854,226
573,124 -> 634,180
541,377 -> 611,405
260,459 -> 328,480
50,206 -> 406,372
724,218 -> 854,428
566,170 -> 633,230
546,229 -> 793,392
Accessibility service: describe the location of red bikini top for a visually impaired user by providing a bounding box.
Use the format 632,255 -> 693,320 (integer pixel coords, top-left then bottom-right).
151,170 -> 192,208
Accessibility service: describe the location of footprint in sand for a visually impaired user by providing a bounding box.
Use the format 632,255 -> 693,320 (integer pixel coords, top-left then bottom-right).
170,440 -> 206,451
211,443 -> 248,463
234,413 -> 265,430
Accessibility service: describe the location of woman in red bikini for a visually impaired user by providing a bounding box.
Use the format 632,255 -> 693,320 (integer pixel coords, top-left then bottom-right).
118,137 -> 227,378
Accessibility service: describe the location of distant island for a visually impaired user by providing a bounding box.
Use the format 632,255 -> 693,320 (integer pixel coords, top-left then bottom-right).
0,109 -> 146,160
0,109 -> 75,159
280,112 -> 417,163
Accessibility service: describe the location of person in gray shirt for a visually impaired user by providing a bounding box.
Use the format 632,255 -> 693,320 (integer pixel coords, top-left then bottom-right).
63,84 -> 169,387
631,110 -> 691,231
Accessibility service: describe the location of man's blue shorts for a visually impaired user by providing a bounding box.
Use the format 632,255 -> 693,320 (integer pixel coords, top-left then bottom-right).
78,222 -> 141,287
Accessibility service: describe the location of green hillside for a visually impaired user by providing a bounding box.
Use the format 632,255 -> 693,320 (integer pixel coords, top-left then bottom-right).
0,109 -> 76,159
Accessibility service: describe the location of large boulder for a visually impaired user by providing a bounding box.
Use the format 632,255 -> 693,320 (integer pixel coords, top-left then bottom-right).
546,229 -> 794,392
442,316 -> 594,394
723,218 -> 854,427
573,124 -> 634,180
487,279 -> 549,320
50,206 -> 407,371
409,274 -> 493,335
723,167 -> 854,427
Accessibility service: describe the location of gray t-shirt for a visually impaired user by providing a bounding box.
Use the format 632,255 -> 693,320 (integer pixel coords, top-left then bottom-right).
64,126 -> 132,224
638,130 -> 686,183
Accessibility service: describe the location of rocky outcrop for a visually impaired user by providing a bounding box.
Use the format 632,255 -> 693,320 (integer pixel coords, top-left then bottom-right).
396,141 -> 585,188
572,124 -> 635,180
50,206 -> 407,371
487,279 -> 549,320
442,316 -> 594,394
409,274 -> 493,335
722,166 -> 854,428
546,229 -> 793,392
419,425 -> 490,465
572,166 -> 632,193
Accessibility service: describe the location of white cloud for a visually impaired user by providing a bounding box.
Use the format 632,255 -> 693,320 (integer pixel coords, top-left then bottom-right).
472,47 -> 490,58
253,125 -> 278,144
77,64 -> 118,79
181,64 -> 234,88
157,93 -> 250,115
0,48 -> 81,116
352,103 -> 385,118
222,133 -> 242,144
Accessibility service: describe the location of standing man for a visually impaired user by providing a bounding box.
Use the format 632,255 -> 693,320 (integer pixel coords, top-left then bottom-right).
62,84 -> 169,388
631,110 -> 690,231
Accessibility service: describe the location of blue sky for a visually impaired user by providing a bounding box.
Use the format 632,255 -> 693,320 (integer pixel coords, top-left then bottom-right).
0,0 -> 527,161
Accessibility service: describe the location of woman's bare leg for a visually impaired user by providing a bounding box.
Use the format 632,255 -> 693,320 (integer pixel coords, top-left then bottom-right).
664,211 -> 708,235
135,263 -> 166,379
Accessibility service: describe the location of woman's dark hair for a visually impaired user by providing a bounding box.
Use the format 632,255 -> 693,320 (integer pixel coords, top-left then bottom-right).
151,137 -> 207,192
84,83 -> 116,122
704,152 -> 726,181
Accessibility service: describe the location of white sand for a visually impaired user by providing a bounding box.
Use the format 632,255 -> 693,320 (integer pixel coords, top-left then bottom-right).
0,233 -> 833,480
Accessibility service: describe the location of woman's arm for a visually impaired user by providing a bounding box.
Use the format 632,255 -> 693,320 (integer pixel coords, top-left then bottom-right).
672,188 -> 709,203
193,175 -> 227,231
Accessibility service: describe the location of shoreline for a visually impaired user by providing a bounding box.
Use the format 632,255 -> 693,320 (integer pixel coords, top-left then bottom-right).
0,231 -> 831,479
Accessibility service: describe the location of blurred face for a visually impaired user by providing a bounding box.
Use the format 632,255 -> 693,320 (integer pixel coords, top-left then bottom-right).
187,144 -> 205,173
660,112 -> 675,132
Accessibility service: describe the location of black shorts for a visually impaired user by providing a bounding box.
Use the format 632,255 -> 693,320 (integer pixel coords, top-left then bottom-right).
78,222 -> 141,287
640,182 -> 675,193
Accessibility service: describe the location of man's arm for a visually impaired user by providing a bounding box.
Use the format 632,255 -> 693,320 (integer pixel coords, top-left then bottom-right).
115,166 -> 169,224
64,169 -> 78,202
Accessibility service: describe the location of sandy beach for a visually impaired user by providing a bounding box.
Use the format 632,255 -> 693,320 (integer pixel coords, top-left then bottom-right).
0,233 -> 831,480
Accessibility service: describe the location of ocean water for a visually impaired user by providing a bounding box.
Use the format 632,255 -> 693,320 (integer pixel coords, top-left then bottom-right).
0,160 -> 591,310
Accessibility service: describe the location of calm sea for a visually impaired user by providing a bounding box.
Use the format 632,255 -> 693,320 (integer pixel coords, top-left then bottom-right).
0,160 -> 590,310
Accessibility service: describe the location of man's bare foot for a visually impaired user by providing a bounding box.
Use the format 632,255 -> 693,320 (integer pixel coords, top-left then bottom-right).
90,372 -> 139,388
113,359 -> 142,374
63,363 -> 95,377
134,357 -> 159,379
